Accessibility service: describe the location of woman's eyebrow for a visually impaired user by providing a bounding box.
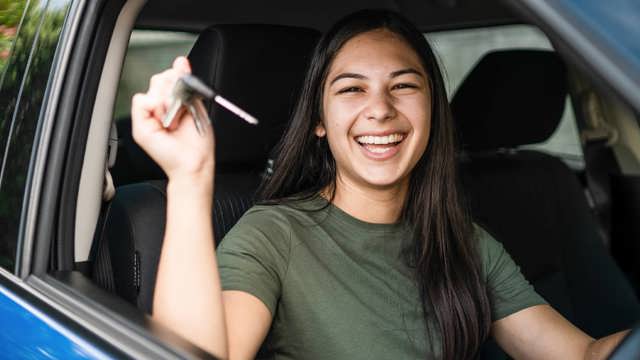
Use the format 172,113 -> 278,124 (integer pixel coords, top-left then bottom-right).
390,68 -> 423,78
329,68 -> 423,86
329,72 -> 367,85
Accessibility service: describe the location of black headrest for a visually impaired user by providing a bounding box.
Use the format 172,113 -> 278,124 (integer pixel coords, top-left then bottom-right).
188,25 -> 320,172
451,50 -> 568,152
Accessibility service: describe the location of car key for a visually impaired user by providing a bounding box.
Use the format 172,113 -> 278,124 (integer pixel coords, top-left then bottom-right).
162,75 -> 258,135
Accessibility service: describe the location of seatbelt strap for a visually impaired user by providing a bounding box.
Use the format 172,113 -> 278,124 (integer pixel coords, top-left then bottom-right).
568,69 -> 618,246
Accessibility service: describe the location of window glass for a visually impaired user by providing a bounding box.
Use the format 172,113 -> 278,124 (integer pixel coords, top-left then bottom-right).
113,30 -> 197,120
0,0 -> 26,86
428,25 -> 584,168
0,0 -> 70,272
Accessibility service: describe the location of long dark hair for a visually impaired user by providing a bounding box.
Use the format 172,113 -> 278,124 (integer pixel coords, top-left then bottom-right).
259,9 -> 491,360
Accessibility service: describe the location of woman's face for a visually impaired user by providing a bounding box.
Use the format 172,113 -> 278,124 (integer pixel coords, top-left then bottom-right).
318,29 -> 431,192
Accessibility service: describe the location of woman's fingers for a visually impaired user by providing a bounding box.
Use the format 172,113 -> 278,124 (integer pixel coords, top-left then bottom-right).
131,93 -> 165,144
143,57 -> 193,125
130,56 -> 215,179
165,105 -> 188,132
149,57 -> 191,97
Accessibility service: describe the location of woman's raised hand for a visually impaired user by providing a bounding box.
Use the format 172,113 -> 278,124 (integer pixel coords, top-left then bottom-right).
131,56 -> 215,185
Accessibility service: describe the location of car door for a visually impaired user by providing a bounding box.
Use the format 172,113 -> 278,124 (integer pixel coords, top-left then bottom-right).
0,1 -> 118,357
0,1 -> 216,358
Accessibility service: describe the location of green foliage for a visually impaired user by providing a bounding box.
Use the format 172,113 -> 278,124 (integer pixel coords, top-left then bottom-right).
0,0 -> 27,77
0,0 -> 27,71
0,0 -> 69,273
0,0 -> 27,25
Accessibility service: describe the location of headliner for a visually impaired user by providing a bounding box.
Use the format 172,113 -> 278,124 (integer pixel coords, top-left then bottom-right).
136,0 -> 523,33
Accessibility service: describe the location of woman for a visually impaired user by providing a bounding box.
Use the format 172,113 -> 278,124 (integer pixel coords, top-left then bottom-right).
131,9 -> 628,360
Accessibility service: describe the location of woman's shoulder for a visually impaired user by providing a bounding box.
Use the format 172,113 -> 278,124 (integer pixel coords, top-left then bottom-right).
242,196 -> 322,222
472,223 -> 509,273
224,196 -> 323,240
472,223 -> 504,249
473,223 -> 497,246
229,203 -> 292,235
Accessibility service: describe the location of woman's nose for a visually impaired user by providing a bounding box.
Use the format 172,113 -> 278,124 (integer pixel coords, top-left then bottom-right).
363,90 -> 397,122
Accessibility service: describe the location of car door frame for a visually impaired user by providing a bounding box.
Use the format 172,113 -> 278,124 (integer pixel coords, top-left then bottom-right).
2,0 -> 217,358
506,0 -> 640,112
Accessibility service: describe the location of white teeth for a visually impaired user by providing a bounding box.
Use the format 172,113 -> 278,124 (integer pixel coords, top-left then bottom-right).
355,133 -> 404,145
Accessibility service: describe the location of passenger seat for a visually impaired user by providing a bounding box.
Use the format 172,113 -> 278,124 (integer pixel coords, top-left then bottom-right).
93,25 -> 320,314
451,50 -> 640,358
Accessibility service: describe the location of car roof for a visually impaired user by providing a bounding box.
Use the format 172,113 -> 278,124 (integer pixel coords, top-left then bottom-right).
136,0 -> 522,32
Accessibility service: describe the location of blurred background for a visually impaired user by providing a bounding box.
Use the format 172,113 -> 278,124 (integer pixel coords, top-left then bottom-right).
0,0 -> 25,74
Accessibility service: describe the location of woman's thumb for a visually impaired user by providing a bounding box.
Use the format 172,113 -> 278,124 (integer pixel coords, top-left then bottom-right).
173,56 -> 192,74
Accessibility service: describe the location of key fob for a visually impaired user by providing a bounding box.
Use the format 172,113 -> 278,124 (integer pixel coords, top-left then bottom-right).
162,75 -> 215,130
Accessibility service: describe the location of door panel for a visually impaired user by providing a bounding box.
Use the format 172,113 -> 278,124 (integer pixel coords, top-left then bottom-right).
0,280 -> 114,359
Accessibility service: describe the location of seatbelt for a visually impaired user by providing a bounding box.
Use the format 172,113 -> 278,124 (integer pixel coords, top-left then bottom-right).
568,69 -> 619,246
579,90 -> 618,146
103,123 -> 118,200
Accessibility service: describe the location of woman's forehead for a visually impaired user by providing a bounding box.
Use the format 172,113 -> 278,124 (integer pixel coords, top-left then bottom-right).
327,30 -> 426,78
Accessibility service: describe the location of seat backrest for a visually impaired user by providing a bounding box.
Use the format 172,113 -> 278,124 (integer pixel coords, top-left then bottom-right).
94,25 -> 320,313
451,50 -> 640,357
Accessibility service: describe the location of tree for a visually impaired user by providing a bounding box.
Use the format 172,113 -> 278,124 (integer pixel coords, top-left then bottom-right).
0,0 -> 27,71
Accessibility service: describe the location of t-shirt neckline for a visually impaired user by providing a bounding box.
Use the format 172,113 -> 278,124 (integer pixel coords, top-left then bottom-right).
310,194 -> 408,233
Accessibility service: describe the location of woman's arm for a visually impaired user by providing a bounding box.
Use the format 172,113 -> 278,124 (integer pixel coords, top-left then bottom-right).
153,176 -> 228,358
585,330 -> 630,360
131,57 -> 271,359
492,304 -> 629,360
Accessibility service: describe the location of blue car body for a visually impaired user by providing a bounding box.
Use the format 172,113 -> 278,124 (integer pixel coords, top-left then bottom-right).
0,283 -> 111,359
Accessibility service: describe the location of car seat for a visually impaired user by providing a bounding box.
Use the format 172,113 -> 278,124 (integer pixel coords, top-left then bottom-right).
451,50 -> 640,358
92,24 -> 320,314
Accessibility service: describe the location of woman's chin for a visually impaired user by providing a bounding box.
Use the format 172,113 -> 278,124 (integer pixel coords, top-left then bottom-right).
359,173 -> 407,190
336,164 -> 410,192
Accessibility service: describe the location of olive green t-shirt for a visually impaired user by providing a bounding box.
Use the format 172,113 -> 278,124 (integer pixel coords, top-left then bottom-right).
217,196 -> 546,359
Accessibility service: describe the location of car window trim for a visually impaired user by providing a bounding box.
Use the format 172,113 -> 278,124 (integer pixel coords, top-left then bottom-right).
506,0 -> 640,112
16,0 -> 85,279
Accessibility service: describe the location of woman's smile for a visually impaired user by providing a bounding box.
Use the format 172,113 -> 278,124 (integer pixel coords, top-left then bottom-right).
354,132 -> 407,160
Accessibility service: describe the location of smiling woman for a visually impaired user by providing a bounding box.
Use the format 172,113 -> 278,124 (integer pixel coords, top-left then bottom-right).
131,8 -> 628,360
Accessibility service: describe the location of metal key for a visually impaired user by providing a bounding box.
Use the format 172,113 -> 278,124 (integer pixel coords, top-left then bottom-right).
162,75 -> 258,135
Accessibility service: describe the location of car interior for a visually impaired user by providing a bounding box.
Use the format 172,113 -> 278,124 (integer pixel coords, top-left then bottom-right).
36,0 -> 640,358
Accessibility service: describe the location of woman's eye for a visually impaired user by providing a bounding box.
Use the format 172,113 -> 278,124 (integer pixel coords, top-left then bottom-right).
337,86 -> 363,94
392,83 -> 418,90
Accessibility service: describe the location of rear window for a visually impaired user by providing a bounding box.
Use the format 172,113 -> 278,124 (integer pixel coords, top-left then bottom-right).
428,25 -> 584,169
113,30 -> 197,120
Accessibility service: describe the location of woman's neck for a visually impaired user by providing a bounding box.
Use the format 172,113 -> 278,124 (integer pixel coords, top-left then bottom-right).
325,174 -> 408,224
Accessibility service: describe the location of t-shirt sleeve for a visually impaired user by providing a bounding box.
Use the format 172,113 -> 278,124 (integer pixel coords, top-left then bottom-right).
216,206 -> 291,315
476,225 -> 548,321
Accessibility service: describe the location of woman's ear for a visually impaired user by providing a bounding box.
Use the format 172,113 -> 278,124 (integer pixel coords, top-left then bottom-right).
315,122 -> 326,137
